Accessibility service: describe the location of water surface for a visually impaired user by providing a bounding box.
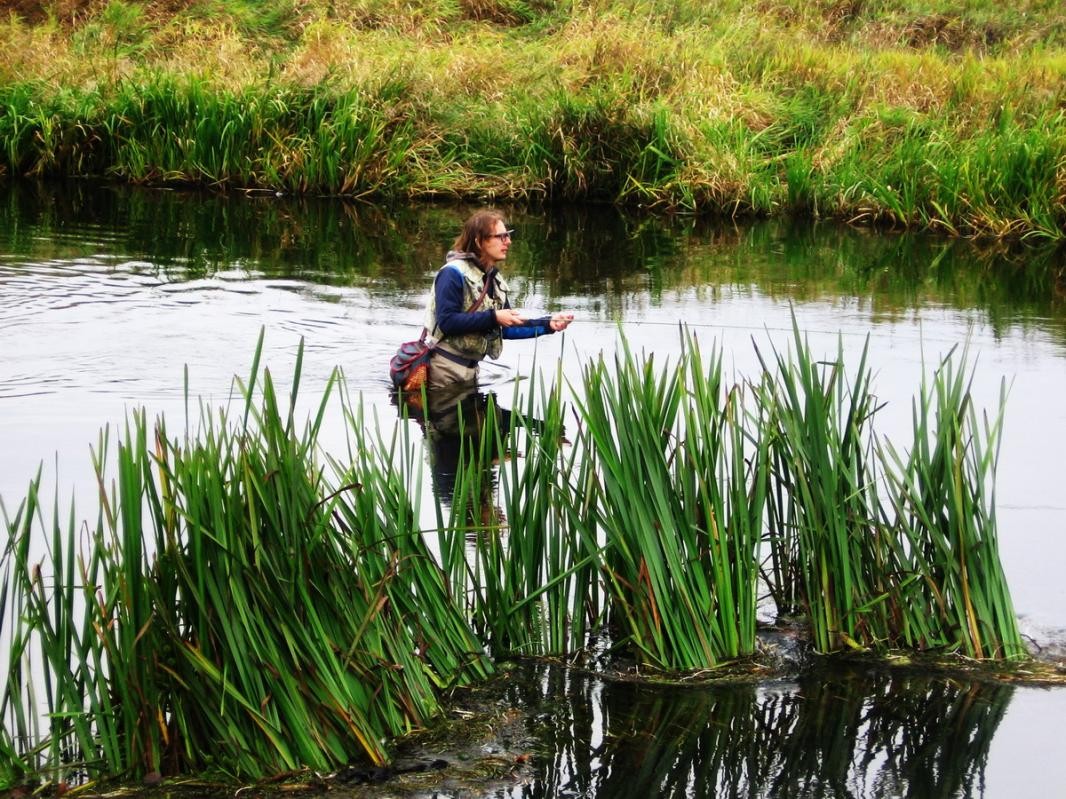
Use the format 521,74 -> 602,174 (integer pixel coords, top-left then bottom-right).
1,181 -> 1064,796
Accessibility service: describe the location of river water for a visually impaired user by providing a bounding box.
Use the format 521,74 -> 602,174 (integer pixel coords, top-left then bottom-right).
1,181 -> 1064,796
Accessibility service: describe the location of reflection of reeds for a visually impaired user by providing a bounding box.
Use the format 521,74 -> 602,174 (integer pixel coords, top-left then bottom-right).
518,662 -> 1013,799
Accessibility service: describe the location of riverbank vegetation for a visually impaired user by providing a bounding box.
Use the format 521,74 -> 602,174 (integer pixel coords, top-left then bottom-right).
2,327 -> 1030,790
1,1 -> 1064,239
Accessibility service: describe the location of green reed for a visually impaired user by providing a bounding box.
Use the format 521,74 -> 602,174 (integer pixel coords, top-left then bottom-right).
0,325 -> 1030,789
0,336 -> 492,786
759,327 -> 897,652
94,77 -> 419,195
824,109 -> 1066,238
760,321 -> 1025,658
429,360 -> 602,658
878,356 -> 1025,658
432,325 -> 1023,668
571,335 -> 765,669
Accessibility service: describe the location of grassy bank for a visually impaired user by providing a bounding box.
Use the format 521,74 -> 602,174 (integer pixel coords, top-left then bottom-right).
2,326 -> 1028,789
1,1 -> 1064,239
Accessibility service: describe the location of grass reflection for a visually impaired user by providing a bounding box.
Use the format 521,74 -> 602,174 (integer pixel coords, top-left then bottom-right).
514,663 -> 1011,799
0,184 -> 1061,341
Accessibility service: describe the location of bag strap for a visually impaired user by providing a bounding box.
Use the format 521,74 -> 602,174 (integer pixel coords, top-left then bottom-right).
468,268 -> 494,313
423,267 -> 495,344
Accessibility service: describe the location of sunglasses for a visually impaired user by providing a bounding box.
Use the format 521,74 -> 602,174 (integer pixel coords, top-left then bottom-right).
486,229 -> 514,241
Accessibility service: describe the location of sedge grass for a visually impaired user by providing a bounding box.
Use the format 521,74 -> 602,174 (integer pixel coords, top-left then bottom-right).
759,318 -> 1026,658
437,359 -> 602,658
0,335 -> 493,785
878,356 -> 1025,659
0,324 -> 1030,788
758,326 -> 898,652
570,335 -> 764,670
1,2 -> 1063,237
420,324 -> 1024,668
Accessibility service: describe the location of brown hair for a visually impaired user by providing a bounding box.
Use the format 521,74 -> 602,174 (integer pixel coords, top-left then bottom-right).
452,210 -> 506,262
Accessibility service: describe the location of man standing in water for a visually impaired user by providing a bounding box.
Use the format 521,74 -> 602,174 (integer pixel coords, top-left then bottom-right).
422,210 -> 573,389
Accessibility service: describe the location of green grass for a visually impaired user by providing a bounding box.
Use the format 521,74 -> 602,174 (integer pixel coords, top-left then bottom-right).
0,1 -> 1063,237
569,336 -> 765,669
0,324 -> 1029,789
760,321 -> 1025,658
433,324 -> 1024,669
1,334 -> 493,787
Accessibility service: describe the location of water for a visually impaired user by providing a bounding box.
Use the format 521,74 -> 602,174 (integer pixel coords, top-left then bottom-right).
496,661 -> 1066,799
1,181 -> 1064,795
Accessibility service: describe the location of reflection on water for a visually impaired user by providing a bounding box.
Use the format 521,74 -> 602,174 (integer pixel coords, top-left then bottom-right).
2,180 -> 1063,330
505,663 -> 1017,799
1,180 -> 1065,796
397,384 -> 510,524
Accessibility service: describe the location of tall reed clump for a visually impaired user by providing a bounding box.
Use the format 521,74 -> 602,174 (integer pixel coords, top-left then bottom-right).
0,325 -> 1031,788
570,335 -> 766,670
759,332 -> 897,653
433,361 -> 602,658
878,358 -> 1024,659
433,326 -> 1023,669
761,321 -> 1025,659
0,337 -> 491,786
431,336 -> 767,671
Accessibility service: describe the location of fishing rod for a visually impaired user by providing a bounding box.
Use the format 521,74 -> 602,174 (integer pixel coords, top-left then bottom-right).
575,317 -> 980,348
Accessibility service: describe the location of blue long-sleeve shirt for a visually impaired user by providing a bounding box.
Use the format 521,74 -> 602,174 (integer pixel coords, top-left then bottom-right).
434,265 -> 553,340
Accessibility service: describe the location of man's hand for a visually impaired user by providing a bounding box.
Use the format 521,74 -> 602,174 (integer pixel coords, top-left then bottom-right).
495,308 -> 526,327
549,312 -> 574,332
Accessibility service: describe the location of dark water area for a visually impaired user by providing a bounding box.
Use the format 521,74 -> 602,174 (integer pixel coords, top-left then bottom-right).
490,661 -> 1061,799
1,180 -> 1065,797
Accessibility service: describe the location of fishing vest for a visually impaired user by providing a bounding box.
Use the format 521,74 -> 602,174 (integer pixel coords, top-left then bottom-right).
423,257 -> 510,361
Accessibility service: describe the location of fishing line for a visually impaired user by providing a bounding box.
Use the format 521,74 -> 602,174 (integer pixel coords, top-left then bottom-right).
581,317 -> 990,349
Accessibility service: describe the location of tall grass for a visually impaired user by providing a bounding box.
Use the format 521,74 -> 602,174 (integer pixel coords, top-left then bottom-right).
572,337 -> 765,669
1,2 -> 1063,237
436,325 -> 1025,666
759,332 -> 896,652
879,357 -> 1023,658
426,362 -> 602,658
0,325 -> 1029,788
1,337 -> 492,786
761,322 -> 1025,658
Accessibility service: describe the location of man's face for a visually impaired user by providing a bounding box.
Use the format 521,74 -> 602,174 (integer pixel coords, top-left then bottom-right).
480,220 -> 512,265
